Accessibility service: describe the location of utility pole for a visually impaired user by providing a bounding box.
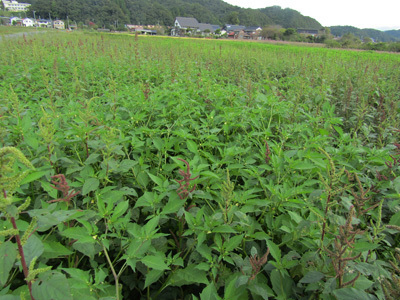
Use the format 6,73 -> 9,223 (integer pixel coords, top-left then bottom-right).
33,10 -> 36,29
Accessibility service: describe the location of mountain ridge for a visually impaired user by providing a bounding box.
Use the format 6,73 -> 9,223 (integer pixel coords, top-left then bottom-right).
329,26 -> 400,42
24,0 -> 322,29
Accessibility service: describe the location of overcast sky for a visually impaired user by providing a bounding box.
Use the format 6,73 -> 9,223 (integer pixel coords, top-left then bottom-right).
223,0 -> 400,30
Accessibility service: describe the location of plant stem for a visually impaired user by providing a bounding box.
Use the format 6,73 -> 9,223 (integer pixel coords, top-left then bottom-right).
3,188 -> 34,300
10,217 -> 35,300
101,242 -> 119,300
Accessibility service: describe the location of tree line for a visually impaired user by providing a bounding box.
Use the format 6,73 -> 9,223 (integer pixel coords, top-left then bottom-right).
23,0 -> 322,30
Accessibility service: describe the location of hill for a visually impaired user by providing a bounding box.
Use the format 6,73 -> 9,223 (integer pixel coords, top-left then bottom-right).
385,29 -> 400,40
329,26 -> 400,42
24,0 -> 322,29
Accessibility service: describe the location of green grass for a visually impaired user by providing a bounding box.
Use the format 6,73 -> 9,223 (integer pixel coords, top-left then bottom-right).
1,31 -> 400,299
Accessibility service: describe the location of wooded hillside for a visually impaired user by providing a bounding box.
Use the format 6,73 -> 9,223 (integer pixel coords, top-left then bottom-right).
24,0 -> 322,29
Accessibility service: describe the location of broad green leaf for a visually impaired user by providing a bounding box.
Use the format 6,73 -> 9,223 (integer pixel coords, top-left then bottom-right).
299,271 -> 325,284
73,242 -> 102,259
82,178 -> 100,195
20,170 -> 47,185
225,235 -> 243,252
110,201 -> 129,222
147,172 -> 163,187
41,180 -> 58,199
389,211 -> 400,226
0,241 -> 17,286
162,197 -> 186,215
61,227 -> 95,244
291,160 -> 315,170
332,288 -> 376,300
235,275 -> 250,288
266,240 -> 281,262
212,225 -> 237,233
127,239 -> 151,259
42,241 -> 73,259
168,264 -> 208,287
200,283 -> 221,300
61,268 -> 90,282
144,215 -> 160,236
288,211 -> 302,224
197,244 -> 212,261
144,269 -> 164,288
187,140 -> 198,153
24,134 -> 38,150
23,235 -> 44,267
225,274 -> 248,300
84,154 -> 101,165
0,296 -> 20,300
248,276 -> 273,300
141,255 -> 169,271
28,209 -> 79,232
270,269 -> 286,298
32,272 -> 73,300
153,138 -> 164,151
200,171 -> 220,179
137,171 -> 149,187
353,242 -> 380,252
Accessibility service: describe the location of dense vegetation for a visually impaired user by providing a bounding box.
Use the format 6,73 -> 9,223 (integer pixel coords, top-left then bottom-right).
1,31 -> 400,299
22,0 -> 322,29
329,26 -> 400,43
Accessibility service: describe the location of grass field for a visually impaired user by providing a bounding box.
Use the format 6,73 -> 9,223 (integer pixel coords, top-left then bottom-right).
1,31 -> 400,299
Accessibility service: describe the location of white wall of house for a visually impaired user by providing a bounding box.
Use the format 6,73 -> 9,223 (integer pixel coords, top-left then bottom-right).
53,20 -> 65,29
22,18 -> 34,27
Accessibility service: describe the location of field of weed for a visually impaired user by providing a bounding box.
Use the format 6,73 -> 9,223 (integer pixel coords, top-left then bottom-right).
1,31 -> 400,299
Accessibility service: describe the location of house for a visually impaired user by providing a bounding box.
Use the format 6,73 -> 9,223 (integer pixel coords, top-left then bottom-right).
172,17 -> 199,36
1,0 -> 30,12
9,16 -> 22,26
224,24 -> 246,33
37,19 -> 52,28
224,24 -> 247,39
126,25 -> 158,35
22,18 -> 34,27
297,29 -> 319,36
243,27 -> 262,40
244,26 -> 262,35
53,20 -> 65,30
198,23 -> 214,35
171,17 -> 217,36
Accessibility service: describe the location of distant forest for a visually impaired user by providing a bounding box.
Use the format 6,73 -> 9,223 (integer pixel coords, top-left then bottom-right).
23,0 -> 322,29
330,26 -> 400,42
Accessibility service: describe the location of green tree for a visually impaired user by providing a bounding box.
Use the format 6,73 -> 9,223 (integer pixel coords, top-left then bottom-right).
261,25 -> 282,40
340,33 -> 361,48
226,11 -> 239,25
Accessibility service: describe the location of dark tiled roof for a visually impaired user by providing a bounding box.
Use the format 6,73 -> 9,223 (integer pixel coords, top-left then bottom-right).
225,24 -> 246,31
198,23 -> 214,32
176,17 -> 200,28
244,26 -> 261,32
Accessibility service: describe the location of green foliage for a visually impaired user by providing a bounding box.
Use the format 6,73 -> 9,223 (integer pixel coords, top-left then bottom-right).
25,0 -> 321,28
1,31 -> 400,299
330,26 -> 400,43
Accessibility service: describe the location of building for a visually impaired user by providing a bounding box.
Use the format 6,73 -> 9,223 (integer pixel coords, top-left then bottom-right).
297,29 -> 320,36
9,16 -> 22,25
53,20 -> 65,30
22,18 -> 34,27
37,19 -> 52,28
1,0 -> 31,12
126,25 -> 157,35
171,17 -> 218,36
